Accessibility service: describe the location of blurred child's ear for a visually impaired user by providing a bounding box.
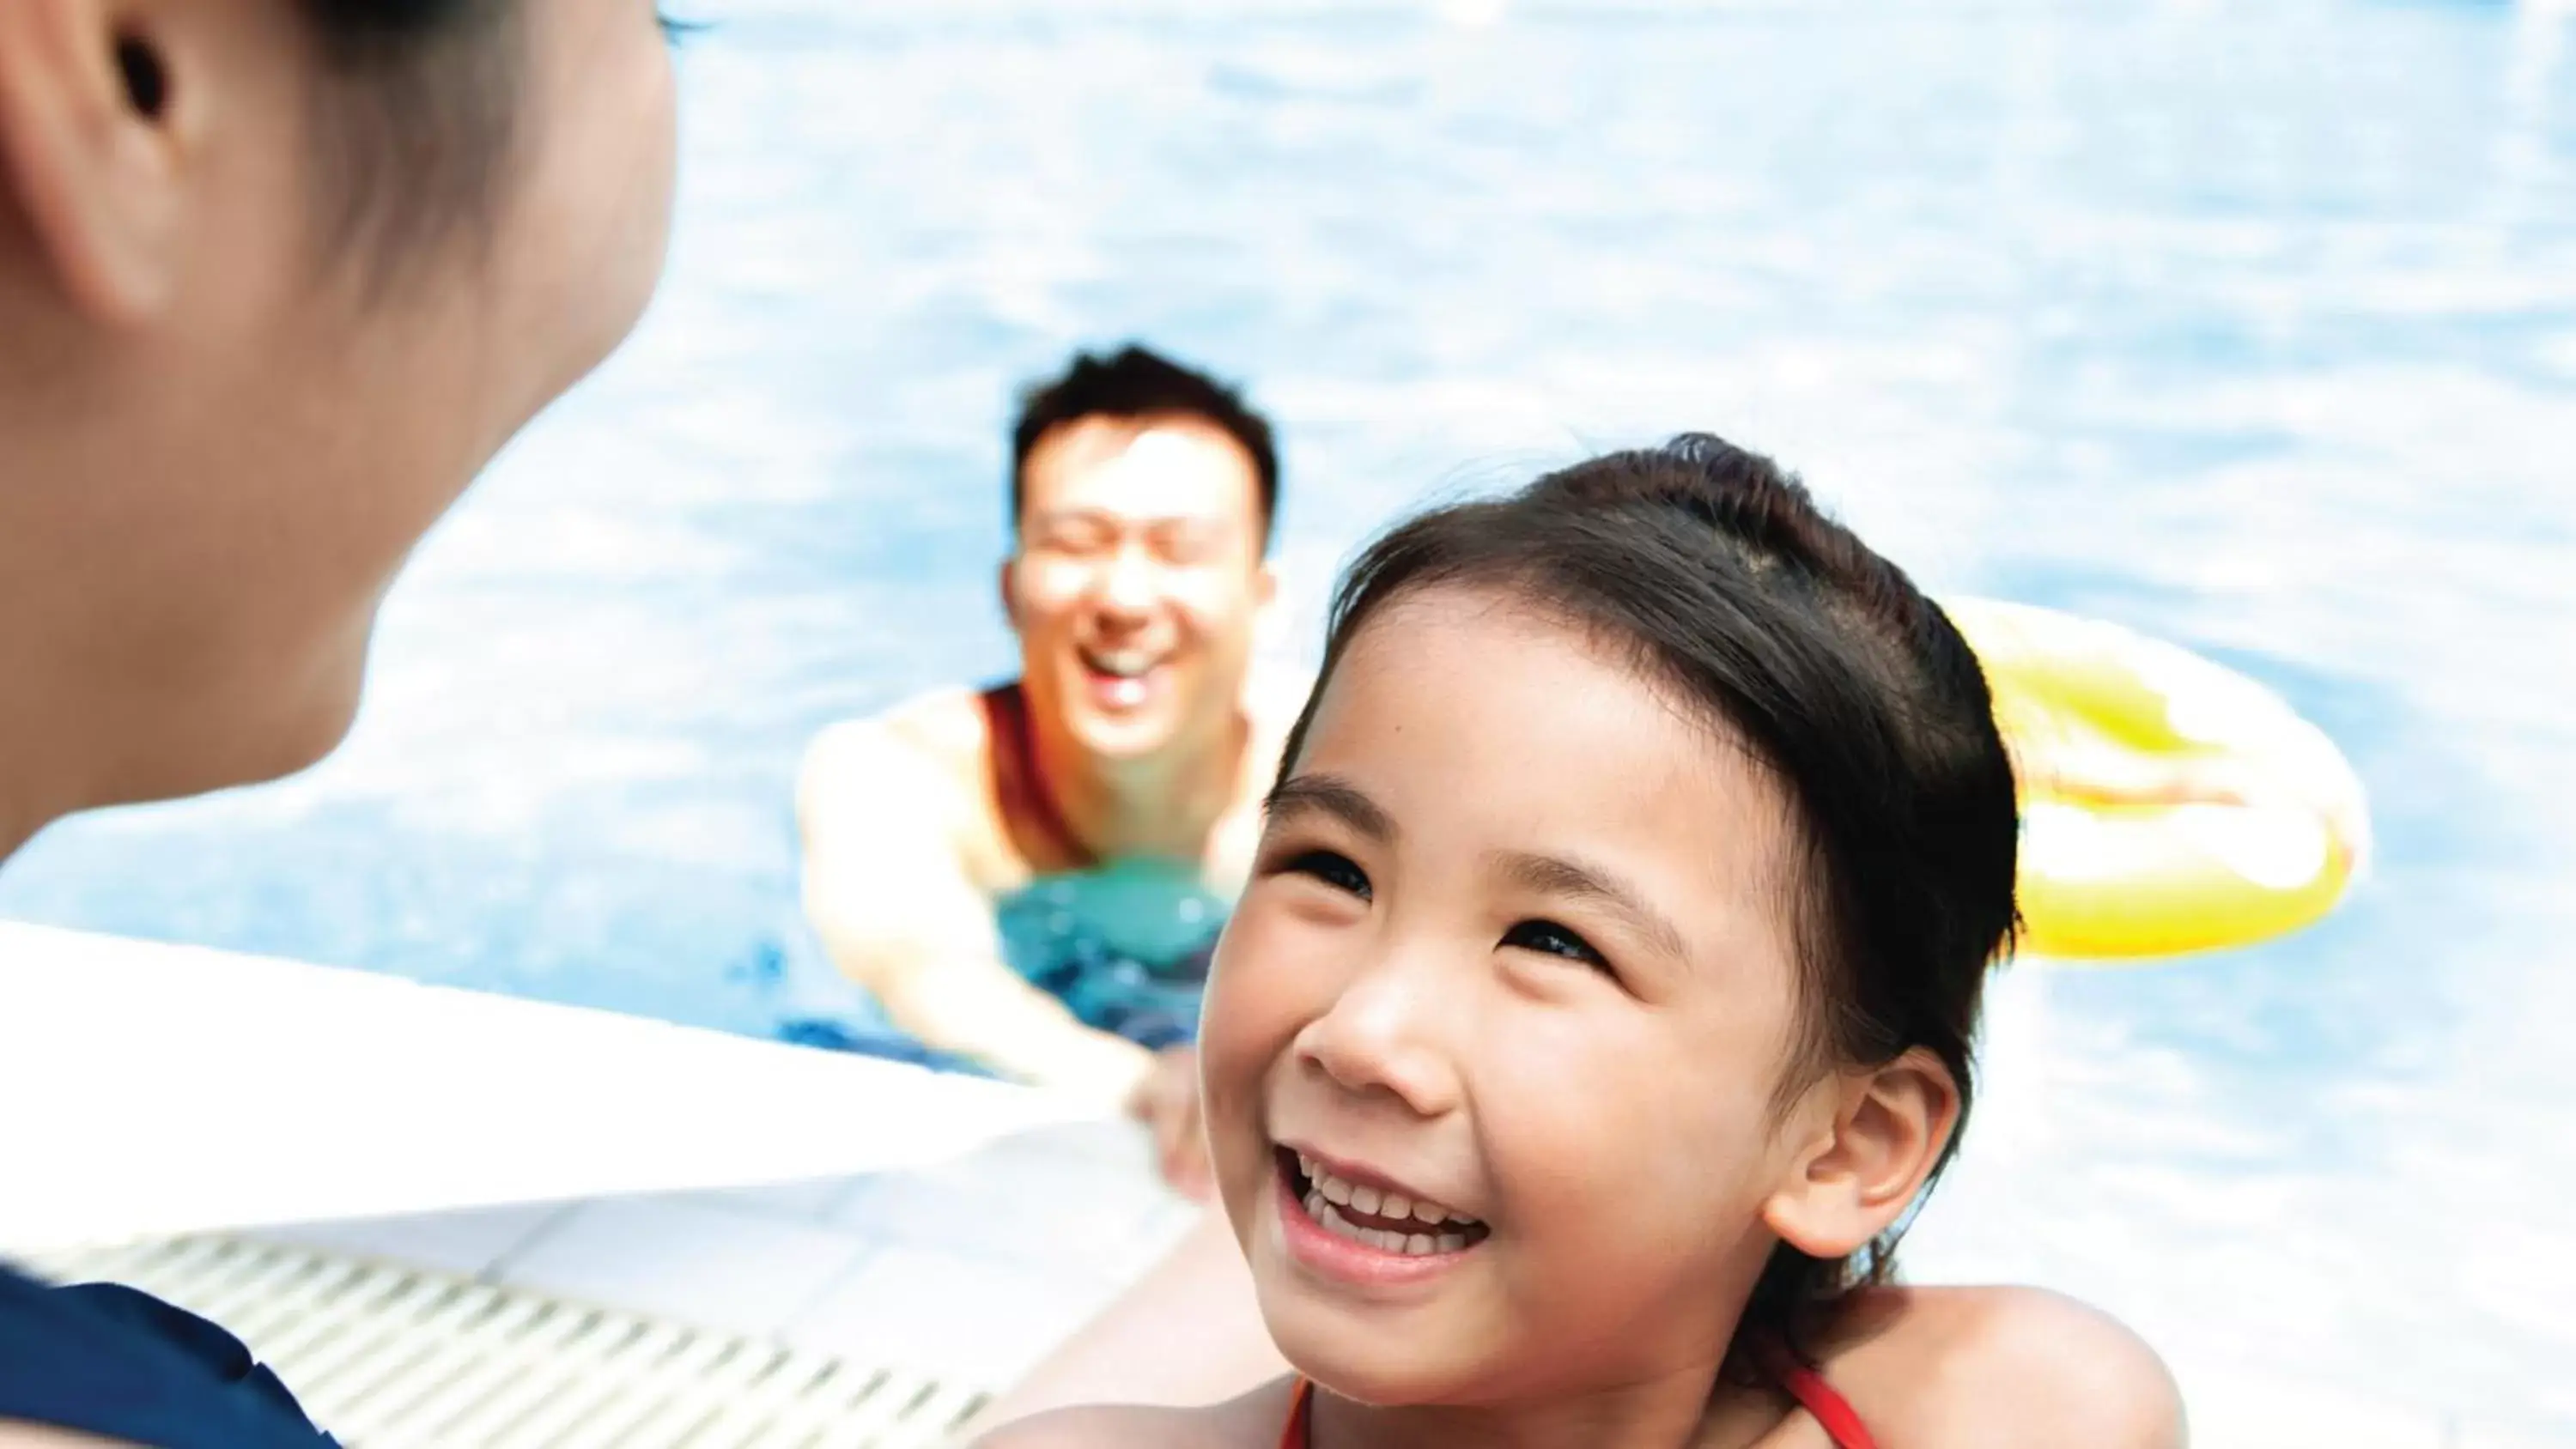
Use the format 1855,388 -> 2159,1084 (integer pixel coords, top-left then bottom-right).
1761,1048 -> 1959,1260
0,0 -> 198,325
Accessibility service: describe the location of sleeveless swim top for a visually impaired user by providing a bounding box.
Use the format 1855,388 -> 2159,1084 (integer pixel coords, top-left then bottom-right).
982,687 -> 1228,1049
1274,1371 -> 1878,1449
996,859 -> 1224,1051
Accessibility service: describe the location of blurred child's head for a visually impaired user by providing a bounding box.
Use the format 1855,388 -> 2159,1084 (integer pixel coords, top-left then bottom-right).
0,0 -> 675,826
1198,434 -> 2020,1409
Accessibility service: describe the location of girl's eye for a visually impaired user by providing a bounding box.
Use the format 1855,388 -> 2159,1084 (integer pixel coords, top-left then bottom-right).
1283,848 -> 1372,902
1501,919 -> 1610,973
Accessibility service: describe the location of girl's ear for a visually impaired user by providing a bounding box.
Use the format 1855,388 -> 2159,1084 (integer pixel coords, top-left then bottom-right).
1761,1047 -> 1959,1260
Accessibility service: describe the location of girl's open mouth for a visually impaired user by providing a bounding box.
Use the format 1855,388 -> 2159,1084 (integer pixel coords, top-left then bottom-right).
1277,1144 -> 1490,1258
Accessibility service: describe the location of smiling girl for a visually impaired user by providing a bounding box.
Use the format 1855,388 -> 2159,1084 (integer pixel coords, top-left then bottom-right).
981,435 -> 2182,1449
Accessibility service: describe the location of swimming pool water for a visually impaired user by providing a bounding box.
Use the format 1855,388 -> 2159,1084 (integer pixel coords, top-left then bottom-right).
6,0 -> 2571,1434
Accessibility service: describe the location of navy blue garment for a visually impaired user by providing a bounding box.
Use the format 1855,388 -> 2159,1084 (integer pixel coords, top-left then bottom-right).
0,1263 -> 336,1446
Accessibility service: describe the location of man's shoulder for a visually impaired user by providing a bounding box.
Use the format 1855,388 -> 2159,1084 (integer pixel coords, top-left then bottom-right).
1826,1286 -> 2184,1449
800,688 -> 993,798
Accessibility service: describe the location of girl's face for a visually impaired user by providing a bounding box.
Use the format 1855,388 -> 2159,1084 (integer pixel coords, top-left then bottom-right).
1200,585 -> 1828,1408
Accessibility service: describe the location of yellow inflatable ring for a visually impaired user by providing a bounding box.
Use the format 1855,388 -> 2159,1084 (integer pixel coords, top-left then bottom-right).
1947,598 -> 2371,961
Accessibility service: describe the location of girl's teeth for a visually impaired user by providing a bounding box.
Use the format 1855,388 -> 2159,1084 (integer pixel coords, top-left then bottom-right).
1298,1161 -> 1482,1230
1309,1194 -> 1477,1257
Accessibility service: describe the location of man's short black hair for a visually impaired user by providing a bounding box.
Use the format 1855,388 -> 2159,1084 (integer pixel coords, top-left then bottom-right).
1009,345 -> 1280,552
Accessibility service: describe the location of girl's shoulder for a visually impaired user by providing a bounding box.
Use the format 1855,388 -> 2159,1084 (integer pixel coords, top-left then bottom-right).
1817,1286 -> 2184,1449
968,1379 -> 1301,1449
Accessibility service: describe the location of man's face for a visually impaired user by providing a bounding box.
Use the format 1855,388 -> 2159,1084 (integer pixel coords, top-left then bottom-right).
1007,415 -> 1273,765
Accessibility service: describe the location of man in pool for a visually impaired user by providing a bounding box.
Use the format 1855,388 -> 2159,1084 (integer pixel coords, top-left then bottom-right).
796,344 -> 1300,1197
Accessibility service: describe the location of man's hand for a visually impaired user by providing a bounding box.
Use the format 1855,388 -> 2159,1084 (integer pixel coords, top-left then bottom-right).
1127,1046 -> 1214,1201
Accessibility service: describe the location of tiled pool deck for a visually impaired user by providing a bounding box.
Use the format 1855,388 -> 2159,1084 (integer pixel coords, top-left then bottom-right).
243,1123 -> 1200,1395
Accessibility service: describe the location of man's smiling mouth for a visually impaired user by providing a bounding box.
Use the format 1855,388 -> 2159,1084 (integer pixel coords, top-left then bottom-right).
1078,645 -> 1172,711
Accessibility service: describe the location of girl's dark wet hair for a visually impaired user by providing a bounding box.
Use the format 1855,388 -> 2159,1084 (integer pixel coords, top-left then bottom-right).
297,0 -> 527,268
1279,433 -> 2021,1369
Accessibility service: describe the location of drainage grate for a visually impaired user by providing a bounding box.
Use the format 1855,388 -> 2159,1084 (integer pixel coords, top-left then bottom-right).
20,1236 -> 990,1449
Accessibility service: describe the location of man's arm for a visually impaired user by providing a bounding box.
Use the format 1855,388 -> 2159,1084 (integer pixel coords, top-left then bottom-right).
796,721 -> 1155,1111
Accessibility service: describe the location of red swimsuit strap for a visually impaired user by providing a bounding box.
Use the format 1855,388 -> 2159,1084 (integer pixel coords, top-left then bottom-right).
1278,1378 -> 1313,1449
1773,1361 -> 1879,1449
